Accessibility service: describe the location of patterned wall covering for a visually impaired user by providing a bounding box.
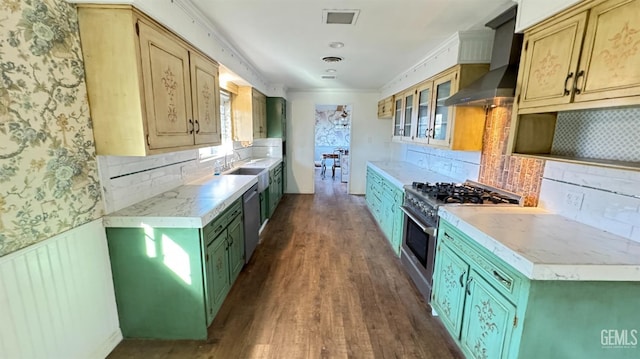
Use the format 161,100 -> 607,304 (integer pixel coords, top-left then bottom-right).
315,104 -> 351,147
0,0 -> 103,256
478,106 -> 544,207
552,107 -> 640,162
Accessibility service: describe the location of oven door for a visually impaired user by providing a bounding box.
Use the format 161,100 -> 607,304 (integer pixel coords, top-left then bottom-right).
399,206 -> 438,300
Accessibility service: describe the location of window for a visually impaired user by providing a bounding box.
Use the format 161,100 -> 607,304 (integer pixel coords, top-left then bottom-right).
199,89 -> 233,159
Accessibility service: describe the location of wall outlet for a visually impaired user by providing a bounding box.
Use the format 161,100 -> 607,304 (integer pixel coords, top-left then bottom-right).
565,191 -> 585,210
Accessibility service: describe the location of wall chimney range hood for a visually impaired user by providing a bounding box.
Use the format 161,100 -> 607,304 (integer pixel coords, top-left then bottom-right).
444,5 -> 523,107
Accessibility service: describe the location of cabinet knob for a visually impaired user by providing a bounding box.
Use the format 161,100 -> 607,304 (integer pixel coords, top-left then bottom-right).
188,119 -> 194,134
195,120 -> 200,134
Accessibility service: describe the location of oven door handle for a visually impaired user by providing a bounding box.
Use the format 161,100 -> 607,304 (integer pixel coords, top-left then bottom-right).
400,206 -> 436,236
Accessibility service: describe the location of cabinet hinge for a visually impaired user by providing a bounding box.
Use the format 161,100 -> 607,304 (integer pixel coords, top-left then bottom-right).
513,315 -> 518,328
455,73 -> 458,80
524,41 -> 528,51
135,22 -> 140,36
205,253 -> 209,262
517,94 -> 521,104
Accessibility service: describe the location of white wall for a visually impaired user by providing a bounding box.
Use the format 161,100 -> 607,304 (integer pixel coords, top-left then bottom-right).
0,219 -> 121,359
287,90 -> 392,194
539,161 -> 640,243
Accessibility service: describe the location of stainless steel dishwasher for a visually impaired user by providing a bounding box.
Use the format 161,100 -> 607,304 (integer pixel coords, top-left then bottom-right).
243,183 -> 260,263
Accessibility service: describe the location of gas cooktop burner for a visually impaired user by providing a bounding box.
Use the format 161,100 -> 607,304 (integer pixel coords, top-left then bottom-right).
409,181 -> 521,205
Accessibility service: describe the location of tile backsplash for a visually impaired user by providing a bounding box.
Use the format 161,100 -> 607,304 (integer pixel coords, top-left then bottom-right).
98,140 -> 279,213
539,161 -> 640,242
401,143 -> 481,183
478,106 -> 544,206
552,107 -> 640,162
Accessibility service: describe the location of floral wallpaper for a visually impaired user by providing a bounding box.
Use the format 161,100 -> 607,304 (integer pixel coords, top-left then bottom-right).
0,0 -> 103,256
315,104 -> 351,147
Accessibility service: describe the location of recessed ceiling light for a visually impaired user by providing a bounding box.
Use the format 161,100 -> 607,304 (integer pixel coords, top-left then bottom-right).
329,42 -> 344,49
326,69 -> 337,73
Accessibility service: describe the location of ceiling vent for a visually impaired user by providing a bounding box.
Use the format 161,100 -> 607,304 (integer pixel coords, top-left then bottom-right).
322,56 -> 343,63
323,9 -> 360,25
321,75 -> 336,80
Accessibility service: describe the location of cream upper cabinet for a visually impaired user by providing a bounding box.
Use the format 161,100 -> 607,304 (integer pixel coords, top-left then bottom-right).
252,90 -> 267,139
516,0 -> 640,113
574,0 -> 640,102
517,12 -> 588,110
190,52 -> 221,145
77,5 -> 221,156
392,89 -> 415,142
412,81 -> 434,144
398,64 -> 489,150
138,20 -> 194,150
377,96 -> 394,119
234,87 -> 266,142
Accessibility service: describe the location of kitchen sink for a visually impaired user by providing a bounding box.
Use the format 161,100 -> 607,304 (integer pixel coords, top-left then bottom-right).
224,167 -> 269,192
225,167 -> 266,176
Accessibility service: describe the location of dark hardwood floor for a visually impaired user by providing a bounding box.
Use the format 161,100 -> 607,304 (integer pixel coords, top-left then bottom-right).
107,175 -> 463,359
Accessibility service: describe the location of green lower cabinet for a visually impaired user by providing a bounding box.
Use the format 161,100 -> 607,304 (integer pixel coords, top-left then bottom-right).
106,199 -> 245,340
227,214 -> 245,282
460,270 -> 517,359
205,230 -> 230,324
434,219 -> 640,359
260,190 -> 268,224
106,227 -> 209,339
432,243 -> 469,337
365,165 -> 404,256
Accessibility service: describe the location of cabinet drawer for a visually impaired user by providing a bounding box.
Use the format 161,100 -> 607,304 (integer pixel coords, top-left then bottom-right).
204,215 -> 227,243
438,221 -> 524,303
224,200 -> 243,223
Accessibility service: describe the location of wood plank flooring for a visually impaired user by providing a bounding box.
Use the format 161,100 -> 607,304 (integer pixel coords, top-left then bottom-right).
107,177 -> 463,359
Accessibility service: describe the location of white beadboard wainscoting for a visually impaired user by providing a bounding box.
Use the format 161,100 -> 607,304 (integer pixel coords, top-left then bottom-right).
539,161 -> 640,242
0,219 -> 121,359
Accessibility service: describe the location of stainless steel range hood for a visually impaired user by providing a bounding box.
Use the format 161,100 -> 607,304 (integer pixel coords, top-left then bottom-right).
444,5 -> 523,107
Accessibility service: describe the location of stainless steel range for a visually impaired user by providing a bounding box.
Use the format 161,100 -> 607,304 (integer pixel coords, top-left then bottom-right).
399,180 -> 522,303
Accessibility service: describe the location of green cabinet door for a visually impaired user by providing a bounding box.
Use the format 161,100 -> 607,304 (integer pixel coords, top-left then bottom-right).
259,191 -> 268,224
206,230 -> 230,320
107,227 -> 208,339
266,97 -> 286,138
227,214 -> 245,283
432,243 -> 470,338
460,270 -> 517,359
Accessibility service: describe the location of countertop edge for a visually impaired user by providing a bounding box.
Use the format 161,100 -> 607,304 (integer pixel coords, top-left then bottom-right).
103,177 -> 259,229
438,207 -> 640,281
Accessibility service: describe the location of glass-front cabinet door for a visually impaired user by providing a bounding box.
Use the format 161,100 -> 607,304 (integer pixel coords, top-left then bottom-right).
413,81 -> 433,143
402,90 -> 414,141
392,89 -> 414,141
393,97 -> 403,138
430,71 -> 456,147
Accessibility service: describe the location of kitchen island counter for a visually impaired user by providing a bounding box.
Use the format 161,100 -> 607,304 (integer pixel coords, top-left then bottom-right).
439,206 -> 640,281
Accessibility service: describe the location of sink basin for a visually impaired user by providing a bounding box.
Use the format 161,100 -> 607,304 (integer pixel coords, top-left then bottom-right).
224,167 -> 269,192
225,167 -> 266,176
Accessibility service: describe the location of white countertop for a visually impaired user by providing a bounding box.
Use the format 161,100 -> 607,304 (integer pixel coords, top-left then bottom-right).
368,161 -> 458,188
103,157 -> 283,228
439,206 -> 640,281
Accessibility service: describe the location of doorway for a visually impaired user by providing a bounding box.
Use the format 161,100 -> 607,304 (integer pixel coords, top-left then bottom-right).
314,104 -> 351,191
